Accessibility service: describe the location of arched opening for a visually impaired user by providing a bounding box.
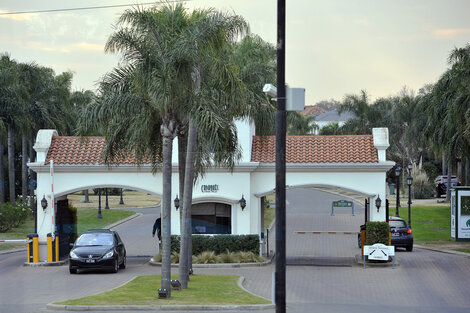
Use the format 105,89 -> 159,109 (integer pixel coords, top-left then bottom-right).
192,202 -> 231,234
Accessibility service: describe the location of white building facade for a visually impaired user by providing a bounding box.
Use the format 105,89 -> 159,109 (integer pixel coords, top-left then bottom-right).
28,120 -> 394,261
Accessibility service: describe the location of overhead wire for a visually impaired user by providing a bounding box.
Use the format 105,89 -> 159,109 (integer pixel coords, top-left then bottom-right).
0,1 -> 190,15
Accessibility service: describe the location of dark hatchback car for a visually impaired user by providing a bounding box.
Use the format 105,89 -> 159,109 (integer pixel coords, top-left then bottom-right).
357,217 -> 413,251
435,175 -> 461,197
69,229 -> 126,274
389,216 -> 413,251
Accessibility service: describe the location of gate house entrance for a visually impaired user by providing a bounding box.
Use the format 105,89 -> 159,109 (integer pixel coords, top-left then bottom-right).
192,203 -> 231,234
28,121 -> 394,262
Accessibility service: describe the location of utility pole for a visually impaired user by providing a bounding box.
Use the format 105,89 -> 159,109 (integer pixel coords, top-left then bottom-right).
275,0 -> 286,312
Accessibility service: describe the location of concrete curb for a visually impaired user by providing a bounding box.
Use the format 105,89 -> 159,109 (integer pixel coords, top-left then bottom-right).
105,212 -> 142,229
148,258 -> 273,268
24,259 -> 68,267
415,244 -> 470,256
0,248 -> 26,256
46,303 -> 275,311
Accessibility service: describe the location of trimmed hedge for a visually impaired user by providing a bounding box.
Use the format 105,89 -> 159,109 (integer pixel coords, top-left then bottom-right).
365,221 -> 389,245
171,234 -> 259,255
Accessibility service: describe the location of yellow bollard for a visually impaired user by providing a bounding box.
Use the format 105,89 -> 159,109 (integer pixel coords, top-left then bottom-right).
47,233 -> 53,262
55,232 -> 59,262
27,234 -> 39,263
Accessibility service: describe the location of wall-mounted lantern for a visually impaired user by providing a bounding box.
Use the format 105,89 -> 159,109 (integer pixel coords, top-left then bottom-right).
41,195 -> 48,211
174,195 -> 180,211
375,195 -> 382,213
239,195 -> 246,210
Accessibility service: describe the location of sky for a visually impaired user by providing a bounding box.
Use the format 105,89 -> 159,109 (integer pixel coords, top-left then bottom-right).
1,0 -> 470,106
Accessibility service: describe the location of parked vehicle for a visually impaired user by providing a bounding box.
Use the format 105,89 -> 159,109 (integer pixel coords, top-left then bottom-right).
69,229 -> 126,274
357,217 -> 413,252
434,175 -> 461,197
389,216 -> 413,251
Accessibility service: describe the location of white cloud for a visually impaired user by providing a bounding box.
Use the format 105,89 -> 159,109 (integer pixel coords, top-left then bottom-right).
433,28 -> 470,38
0,10 -> 37,21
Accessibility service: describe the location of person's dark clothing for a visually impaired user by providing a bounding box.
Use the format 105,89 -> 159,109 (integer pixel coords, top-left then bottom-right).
152,218 -> 161,240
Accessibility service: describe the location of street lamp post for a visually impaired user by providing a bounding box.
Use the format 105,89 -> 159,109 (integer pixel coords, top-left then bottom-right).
407,162 -> 413,227
119,188 -> 124,205
395,164 -> 402,216
98,189 -> 102,219
105,188 -> 110,210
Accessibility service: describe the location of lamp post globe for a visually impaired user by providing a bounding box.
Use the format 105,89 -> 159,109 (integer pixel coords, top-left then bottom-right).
407,175 -> 413,227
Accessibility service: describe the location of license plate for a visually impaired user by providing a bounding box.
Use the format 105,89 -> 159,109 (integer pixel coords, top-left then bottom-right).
391,233 -> 400,237
86,259 -> 95,263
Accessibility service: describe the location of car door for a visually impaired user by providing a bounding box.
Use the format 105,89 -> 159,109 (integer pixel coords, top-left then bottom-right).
115,232 -> 125,263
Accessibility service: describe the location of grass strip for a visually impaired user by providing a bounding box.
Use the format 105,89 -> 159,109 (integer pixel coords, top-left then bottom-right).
398,205 -> 450,243
55,274 -> 270,306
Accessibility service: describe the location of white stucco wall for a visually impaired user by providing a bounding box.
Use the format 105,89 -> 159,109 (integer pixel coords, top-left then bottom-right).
28,123 -> 394,261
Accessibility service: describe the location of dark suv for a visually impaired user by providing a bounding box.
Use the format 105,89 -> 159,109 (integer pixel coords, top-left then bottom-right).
389,217 -> 413,251
435,175 -> 461,197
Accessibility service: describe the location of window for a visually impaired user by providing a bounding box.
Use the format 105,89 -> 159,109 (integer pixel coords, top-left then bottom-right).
192,202 -> 231,234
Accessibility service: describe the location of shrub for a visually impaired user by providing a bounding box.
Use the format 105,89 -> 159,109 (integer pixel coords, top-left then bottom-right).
365,221 -> 389,245
193,251 -> 219,264
0,201 -> 31,232
219,250 -> 238,263
171,251 -> 180,264
171,234 -> 259,255
411,161 -> 434,199
236,251 -> 263,263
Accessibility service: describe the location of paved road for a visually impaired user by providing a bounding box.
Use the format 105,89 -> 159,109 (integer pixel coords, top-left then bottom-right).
2,188 -> 470,313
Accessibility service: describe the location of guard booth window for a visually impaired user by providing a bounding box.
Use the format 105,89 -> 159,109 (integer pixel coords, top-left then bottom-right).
192,203 -> 231,234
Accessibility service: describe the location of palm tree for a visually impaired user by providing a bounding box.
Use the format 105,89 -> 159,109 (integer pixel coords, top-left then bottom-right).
0,54 -> 28,205
338,90 -> 380,135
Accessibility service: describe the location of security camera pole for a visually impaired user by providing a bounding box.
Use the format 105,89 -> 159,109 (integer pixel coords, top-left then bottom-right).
275,0 -> 286,312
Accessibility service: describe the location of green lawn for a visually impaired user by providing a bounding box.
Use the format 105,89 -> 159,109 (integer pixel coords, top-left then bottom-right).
56,274 -> 270,306
76,208 -> 135,235
397,205 -> 451,243
264,206 -> 275,230
0,208 -> 134,251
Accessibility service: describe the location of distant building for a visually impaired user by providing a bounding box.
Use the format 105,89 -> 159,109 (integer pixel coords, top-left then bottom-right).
313,109 -> 355,134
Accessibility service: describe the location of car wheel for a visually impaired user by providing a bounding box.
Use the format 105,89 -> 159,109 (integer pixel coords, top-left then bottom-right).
406,244 -> 413,252
357,234 -> 362,248
111,258 -> 118,273
119,254 -> 126,269
69,267 -> 77,274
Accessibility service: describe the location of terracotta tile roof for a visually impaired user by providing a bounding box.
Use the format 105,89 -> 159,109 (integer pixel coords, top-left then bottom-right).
251,135 -> 378,163
45,134 -> 377,165
45,136 -> 148,165
301,105 -> 326,116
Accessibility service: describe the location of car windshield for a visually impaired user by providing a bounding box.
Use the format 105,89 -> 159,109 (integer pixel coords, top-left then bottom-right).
75,233 -> 113,246
389,220 -> 407,228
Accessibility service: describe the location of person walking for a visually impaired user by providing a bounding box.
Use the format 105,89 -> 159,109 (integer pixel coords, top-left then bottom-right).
152,217 -> 161,252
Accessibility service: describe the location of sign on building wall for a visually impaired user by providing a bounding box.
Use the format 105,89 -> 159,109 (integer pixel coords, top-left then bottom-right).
201,184 -> 219,193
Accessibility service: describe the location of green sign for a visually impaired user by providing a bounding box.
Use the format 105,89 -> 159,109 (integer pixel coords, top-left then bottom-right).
333,200 -> 353,207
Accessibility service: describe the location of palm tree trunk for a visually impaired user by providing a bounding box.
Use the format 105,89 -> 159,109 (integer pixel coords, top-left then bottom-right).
0,142 -> 4,203
29,135 -> 36,197
22,135 -> 28,198
446,159 -> 452,202
442,153 -> 447,175
8,124 -> 16,205
177,126 -> 187,232
160,118 -> 177,297
179,120 -> 197,288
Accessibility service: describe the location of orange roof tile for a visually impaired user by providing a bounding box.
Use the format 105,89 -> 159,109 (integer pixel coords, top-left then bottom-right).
45,134 -> 377,165
251,135 -> 378,163
45,137 -> 150,165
